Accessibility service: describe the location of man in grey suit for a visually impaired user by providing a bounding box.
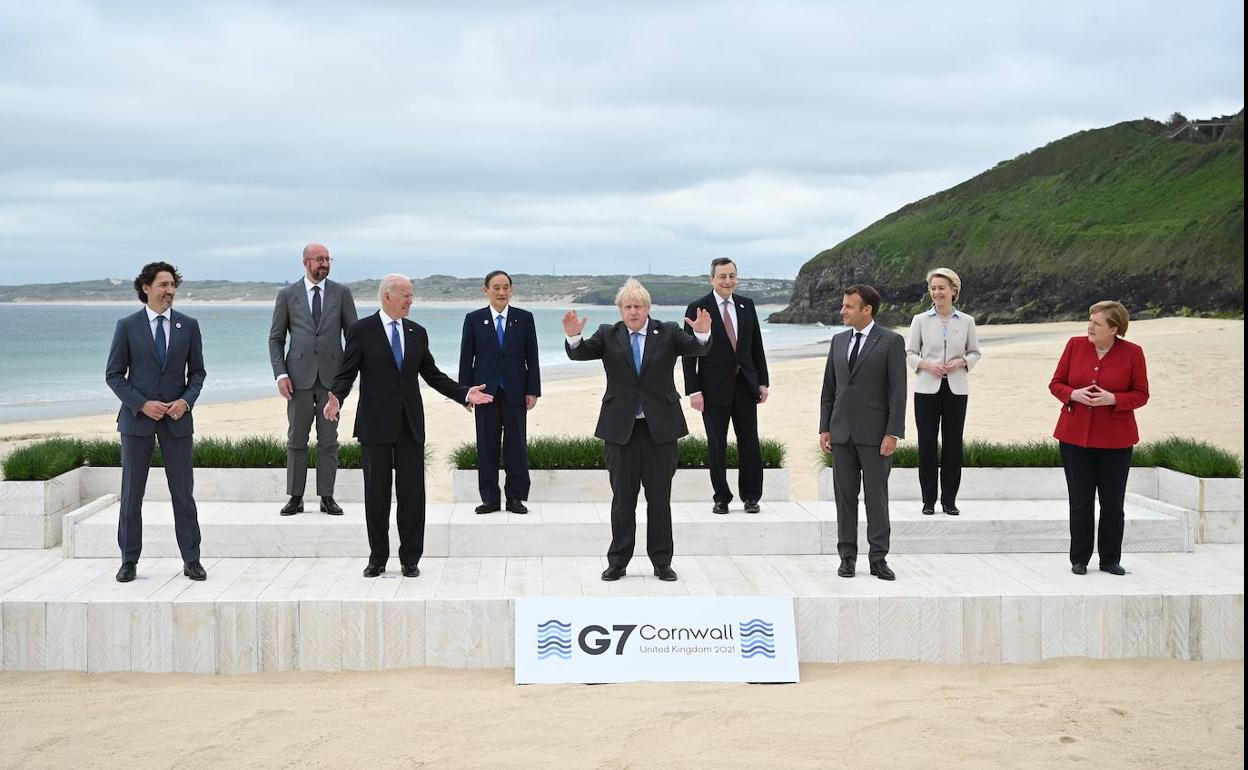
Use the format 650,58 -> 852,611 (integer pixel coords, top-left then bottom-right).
818,284 -> 906,581
268,242 -> 358,516
105,262 -> 207,583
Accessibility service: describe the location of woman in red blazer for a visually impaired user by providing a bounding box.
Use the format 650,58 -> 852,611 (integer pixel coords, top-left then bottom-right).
1049,301 -> 1149,576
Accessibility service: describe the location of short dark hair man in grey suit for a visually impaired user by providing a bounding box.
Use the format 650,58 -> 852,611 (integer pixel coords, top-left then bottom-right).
268,243 -> 358,516
105,262 -> 207,583
818,284 -> 907,581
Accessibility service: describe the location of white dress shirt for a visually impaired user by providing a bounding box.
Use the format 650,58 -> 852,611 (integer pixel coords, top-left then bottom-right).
304,276 -> 326,316
378,309 -> 405,357
846,320 -> 875,362
145,306 -> 172,353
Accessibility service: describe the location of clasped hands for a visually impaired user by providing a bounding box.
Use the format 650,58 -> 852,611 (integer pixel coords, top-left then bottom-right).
323,386 -> 494,422
819,431 -> 897,457
1069,384 -> 1116,407
142,399 -> 189,421
921,358 -> 967,378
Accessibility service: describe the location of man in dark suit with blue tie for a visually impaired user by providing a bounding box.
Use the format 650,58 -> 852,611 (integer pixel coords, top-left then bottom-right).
458,270 -> 542,514
105,262 -> 207,583
324,274 -> 494,578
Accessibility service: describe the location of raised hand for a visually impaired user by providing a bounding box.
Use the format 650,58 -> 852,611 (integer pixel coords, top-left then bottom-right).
685,307 -> 712,335
562,310 -> 589,337
466,384 -> 494,405
324,392 -> 341,422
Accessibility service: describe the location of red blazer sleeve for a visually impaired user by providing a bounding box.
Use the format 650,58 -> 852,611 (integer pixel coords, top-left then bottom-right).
1112,343 -> 1149,413
1049,337 -> 1077,403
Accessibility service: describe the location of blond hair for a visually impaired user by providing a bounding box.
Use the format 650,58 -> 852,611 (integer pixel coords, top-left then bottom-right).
1089,300 -> 1130,337
614,278 -> 651,307
926,267 -> 962,301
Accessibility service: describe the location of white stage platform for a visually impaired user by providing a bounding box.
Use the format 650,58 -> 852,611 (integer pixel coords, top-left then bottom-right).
1,546 -> 1241,673
62,496 -> 1193,558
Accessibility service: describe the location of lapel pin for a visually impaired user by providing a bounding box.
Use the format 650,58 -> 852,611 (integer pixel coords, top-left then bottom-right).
484,319 -> 490,325
175,322 -> 182,329
652,329 -> 658,335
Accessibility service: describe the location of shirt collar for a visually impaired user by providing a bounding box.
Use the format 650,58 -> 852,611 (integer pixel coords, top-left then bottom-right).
714,290 -> 734,305
378,309 -> 401,328
491,305 -> 509,321
304,276 -> 324,292
925,306 -> 960,318
855,320 -> 876,336
145,306 -> 171,323
626,317 -> 650,335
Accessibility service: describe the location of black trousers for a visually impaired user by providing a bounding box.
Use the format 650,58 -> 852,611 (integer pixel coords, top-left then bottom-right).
701,375 -> 763,504
118,424 -> 201,563
913,379 -> 968,508
474,388 -> 530,504
361,414 -> 426,567
1060,442 -> 1133,567
603,419 -> 677,569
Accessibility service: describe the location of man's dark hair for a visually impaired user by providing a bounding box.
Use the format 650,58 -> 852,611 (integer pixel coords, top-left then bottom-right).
134,262 -> 183,303
483,270 -> 512,287
844,284 -> 881,318
710,258 -> 737,276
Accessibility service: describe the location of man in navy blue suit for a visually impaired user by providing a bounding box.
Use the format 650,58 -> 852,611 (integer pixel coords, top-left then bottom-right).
105,262 -> 207,583
458,270 -> 541,514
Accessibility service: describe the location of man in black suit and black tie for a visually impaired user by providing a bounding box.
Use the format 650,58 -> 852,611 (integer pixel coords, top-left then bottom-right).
683,258 -> 771,514
818,284 -> 907,581
458,270 -> 541,515
563,279 -> 712,582
268,242 -> 358,517
324,274 -> 493,578
105,262 -> 207,583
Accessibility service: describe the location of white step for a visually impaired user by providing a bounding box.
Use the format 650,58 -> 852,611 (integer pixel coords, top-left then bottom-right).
64,495 -> 1193,558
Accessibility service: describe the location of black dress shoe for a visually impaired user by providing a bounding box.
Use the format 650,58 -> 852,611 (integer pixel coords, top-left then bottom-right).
475,502 -> 501,514
601,565 -> 626,581
921,506 -> 936,516
362,563 -> 386,578
506,500 -> 529,514
653,565 -> 678,581
280,496 -> 303,516
743,500 -> 761,514
116,562 -> 137,583
712,501 -> 729,515
1099,563 -> 1126,576
837,558 -> 856,578
869,560 -> 896,581
402,564 -> 421,578
183,561 -> 207,581
320,496 -> 343,515
942,505 -> 960,516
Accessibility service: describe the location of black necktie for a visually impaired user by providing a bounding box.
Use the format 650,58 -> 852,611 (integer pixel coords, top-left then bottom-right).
848,332 -> 862,370
311,285 -> 322,329
154,315 -> 167,367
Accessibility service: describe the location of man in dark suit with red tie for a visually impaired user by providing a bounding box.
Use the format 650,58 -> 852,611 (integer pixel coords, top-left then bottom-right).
458,270 -> 541,514
324,274 -> 493,578
683,258 -> 771,514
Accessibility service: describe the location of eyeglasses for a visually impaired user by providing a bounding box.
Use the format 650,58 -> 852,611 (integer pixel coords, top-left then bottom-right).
306,256 -> 332,264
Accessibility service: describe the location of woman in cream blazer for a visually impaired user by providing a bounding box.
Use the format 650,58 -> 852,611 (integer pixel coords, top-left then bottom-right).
905,268 -> 981,515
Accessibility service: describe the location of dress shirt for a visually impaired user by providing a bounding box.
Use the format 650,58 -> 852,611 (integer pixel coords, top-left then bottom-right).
714,290 -> 738,334
491,305 -> 508,333
378,309 -> 405,357
847,321 -> 876,361
145,306 -> 172,353
303,276 -> 326,316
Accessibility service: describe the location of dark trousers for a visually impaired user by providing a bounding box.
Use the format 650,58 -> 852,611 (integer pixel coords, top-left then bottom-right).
701,376 -> 763,504
286,381 -> 339,497
361,415 -> 426,567
1060,442 -> 1133,567
603,419 -> 678,569
831,442 -> 892,562
914,380 -> 969,508
118,424 -> 201,563
474,388 -> 530,504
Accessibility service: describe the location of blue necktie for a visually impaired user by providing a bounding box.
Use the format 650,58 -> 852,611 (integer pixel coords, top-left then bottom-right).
154,315 -> 167,368
495,314 -> 505,347
390,320 -> 403,368
631,331 -> 643,416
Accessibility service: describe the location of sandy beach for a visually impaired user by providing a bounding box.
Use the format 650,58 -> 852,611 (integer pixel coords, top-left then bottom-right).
1,317 -> 1243,769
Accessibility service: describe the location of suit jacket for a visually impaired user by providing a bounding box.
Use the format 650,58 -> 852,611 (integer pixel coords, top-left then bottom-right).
819,325 -> 907,444
566,319 -> 711,444
682,292 -> 769,405
905,308 -> 982,395
268,278 -> 358,389
1049,336 -> 1149,449
331,312 -> 468,444
105,308 -> 206,438
457,306 -> 541,401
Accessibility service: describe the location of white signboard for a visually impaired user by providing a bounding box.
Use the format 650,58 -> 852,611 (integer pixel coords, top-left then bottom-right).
515,596 -> 799,684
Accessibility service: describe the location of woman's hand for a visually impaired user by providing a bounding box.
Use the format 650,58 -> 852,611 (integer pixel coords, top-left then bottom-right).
944,357 -> 966,371
1069,386 -> 1098,406
920,360 -> 949,377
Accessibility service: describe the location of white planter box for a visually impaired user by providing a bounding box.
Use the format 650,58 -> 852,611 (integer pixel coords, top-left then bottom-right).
79,467 -> 368,503
1155,468 -> 1244,543
451,468 -> 790,503
0,467 -> 83,548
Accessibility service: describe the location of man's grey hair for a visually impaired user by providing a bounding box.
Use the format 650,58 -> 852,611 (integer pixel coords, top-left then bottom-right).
378,273 -> 411,304
614,278 -> 651,307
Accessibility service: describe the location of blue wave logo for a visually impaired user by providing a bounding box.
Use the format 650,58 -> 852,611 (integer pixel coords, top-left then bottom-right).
537,619 -> 572,660
739,618 -> 775,659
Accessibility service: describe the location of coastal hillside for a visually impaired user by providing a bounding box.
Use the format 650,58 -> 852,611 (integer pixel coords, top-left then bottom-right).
0,274 -> 794,306
770,111 -> 1245,325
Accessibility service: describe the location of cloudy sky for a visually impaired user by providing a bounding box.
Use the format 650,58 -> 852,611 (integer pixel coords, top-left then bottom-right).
0,0 -> 1242,285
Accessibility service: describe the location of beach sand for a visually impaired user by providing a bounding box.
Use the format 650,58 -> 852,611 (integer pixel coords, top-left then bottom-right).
0,318 -> 1242,768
